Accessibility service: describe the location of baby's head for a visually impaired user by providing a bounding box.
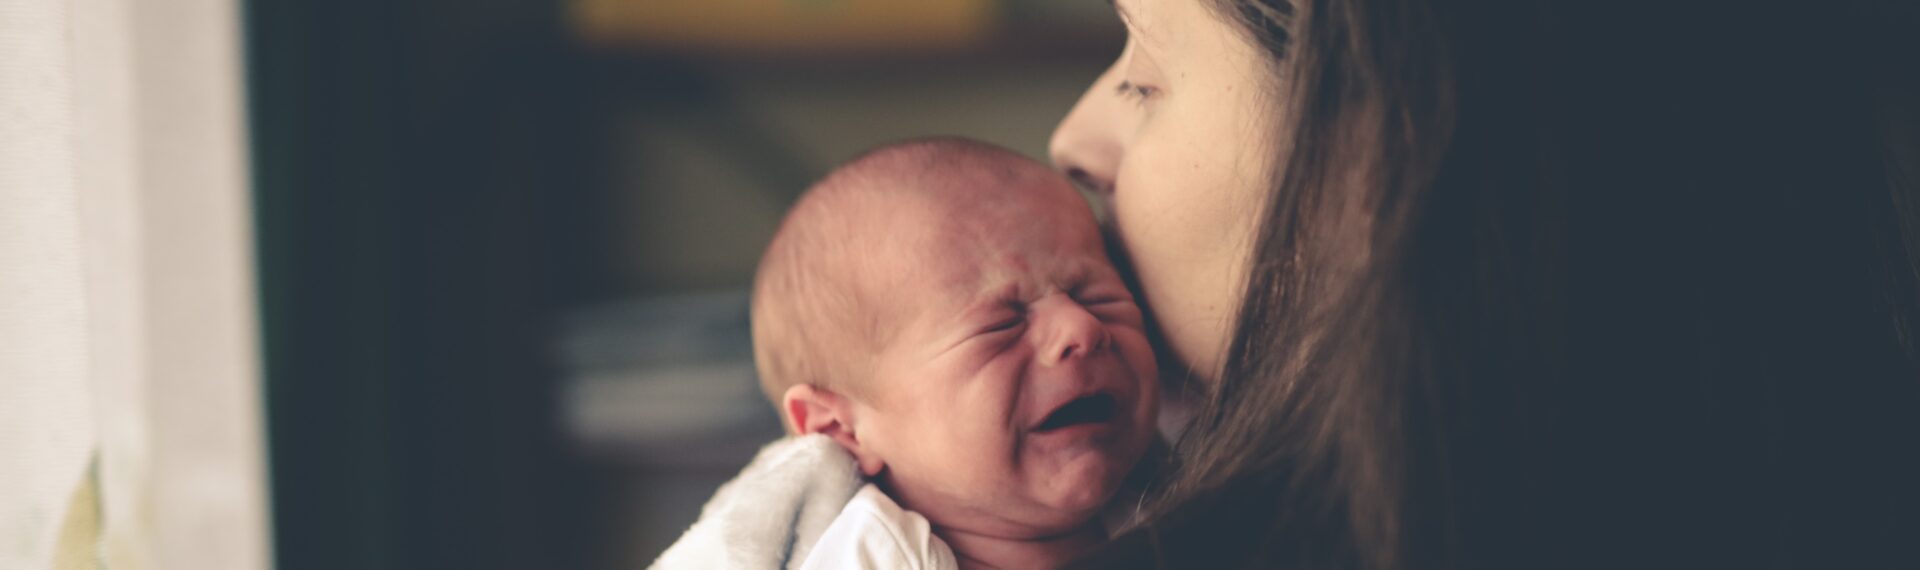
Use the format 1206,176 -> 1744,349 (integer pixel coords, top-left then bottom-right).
752,138 -> 1159,537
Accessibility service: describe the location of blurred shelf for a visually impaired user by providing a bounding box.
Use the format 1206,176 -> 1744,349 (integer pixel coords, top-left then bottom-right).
568,0 -> 1123,64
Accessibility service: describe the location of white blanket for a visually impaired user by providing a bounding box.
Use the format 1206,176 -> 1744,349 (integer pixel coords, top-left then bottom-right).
650,434 -> 864,570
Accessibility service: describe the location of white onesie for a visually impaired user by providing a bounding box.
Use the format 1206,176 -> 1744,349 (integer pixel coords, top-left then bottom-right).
796,483 -> 960,570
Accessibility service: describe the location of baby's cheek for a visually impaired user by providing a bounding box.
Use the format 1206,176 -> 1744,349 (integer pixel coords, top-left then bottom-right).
1119,328 -> 1159,380
932,415 -> 1015,475
922,451 -> 1015,509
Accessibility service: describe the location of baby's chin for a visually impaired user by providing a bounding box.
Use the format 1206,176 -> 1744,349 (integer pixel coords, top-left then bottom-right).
1021,433 -> 1148,525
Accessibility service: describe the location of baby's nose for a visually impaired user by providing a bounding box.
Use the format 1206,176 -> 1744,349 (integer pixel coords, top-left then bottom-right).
1034,296 -> 1110,365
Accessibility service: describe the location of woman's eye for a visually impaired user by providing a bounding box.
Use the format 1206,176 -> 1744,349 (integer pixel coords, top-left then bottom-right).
1114,80 -> 1161,105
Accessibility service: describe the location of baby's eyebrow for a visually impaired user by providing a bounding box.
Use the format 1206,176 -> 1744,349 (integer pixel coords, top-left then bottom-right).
1057,260 -> 1096,289
961,279 -> 1023,308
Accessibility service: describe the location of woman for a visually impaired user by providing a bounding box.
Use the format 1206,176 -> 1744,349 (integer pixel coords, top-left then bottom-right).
1052,0 -> 1920,568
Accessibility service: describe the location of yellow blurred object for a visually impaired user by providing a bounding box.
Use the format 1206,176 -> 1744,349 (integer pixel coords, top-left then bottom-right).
573,0 -> 997,54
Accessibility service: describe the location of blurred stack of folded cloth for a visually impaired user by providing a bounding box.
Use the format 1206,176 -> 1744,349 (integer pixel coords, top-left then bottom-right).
557,290 -> 783,469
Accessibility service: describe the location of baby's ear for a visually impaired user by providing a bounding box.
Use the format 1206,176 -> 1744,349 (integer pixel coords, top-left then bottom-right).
782,384 -> 885,476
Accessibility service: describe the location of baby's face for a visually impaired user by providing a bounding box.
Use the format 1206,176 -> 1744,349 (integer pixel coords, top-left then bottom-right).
850,181 -> 1159,538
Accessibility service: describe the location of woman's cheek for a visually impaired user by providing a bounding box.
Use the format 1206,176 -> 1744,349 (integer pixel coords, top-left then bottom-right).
1113,101 -> 1265,379
1138,251 -> 1233,377
1113,157 -> 1232,376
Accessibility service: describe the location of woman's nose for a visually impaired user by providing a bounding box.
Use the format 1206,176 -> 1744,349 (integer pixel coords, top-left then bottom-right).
1032,295 -> 1111,366
1049,58 -> 1132,197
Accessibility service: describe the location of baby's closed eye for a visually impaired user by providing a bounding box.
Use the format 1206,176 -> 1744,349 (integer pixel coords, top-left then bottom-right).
980,314 -> 1026,334
1072,284 -> 1136,310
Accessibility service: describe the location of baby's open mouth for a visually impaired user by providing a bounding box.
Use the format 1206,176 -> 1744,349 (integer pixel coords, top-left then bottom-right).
1035,393 -> 1119,432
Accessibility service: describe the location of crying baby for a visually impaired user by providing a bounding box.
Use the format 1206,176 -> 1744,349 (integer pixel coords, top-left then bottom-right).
751,138 -> 1161,569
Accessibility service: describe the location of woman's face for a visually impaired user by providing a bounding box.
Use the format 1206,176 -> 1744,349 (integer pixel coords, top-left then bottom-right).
1050,0 -> 1276,380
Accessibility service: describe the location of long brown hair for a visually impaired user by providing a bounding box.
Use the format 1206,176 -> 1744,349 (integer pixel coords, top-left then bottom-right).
1097,0 -> 1920,568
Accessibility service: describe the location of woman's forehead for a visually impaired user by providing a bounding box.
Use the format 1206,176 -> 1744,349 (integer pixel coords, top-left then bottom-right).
1113,0 -> 1146,31
1114,0 -> 1176,50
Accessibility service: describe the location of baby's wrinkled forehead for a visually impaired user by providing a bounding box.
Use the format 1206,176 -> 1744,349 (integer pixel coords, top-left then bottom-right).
797,138 -> 1109,305
865,182 -> 1101,271
870,195 -> 1112,310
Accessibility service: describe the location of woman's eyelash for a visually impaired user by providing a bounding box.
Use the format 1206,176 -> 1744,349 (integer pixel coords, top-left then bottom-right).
1114,80 -> 1159,103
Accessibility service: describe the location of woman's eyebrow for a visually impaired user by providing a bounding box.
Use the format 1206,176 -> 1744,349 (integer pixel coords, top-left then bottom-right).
1108,0 -> 1136,28
1110,0 -> 1161,46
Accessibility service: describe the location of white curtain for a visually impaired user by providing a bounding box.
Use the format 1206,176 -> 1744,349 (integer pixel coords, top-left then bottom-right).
0,0 -> 270,568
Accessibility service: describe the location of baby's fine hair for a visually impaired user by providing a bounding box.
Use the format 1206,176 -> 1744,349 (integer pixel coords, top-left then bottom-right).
749,137 -> 1048,418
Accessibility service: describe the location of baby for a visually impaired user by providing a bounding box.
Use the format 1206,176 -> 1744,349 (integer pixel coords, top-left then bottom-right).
752,138 -> 1161,569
